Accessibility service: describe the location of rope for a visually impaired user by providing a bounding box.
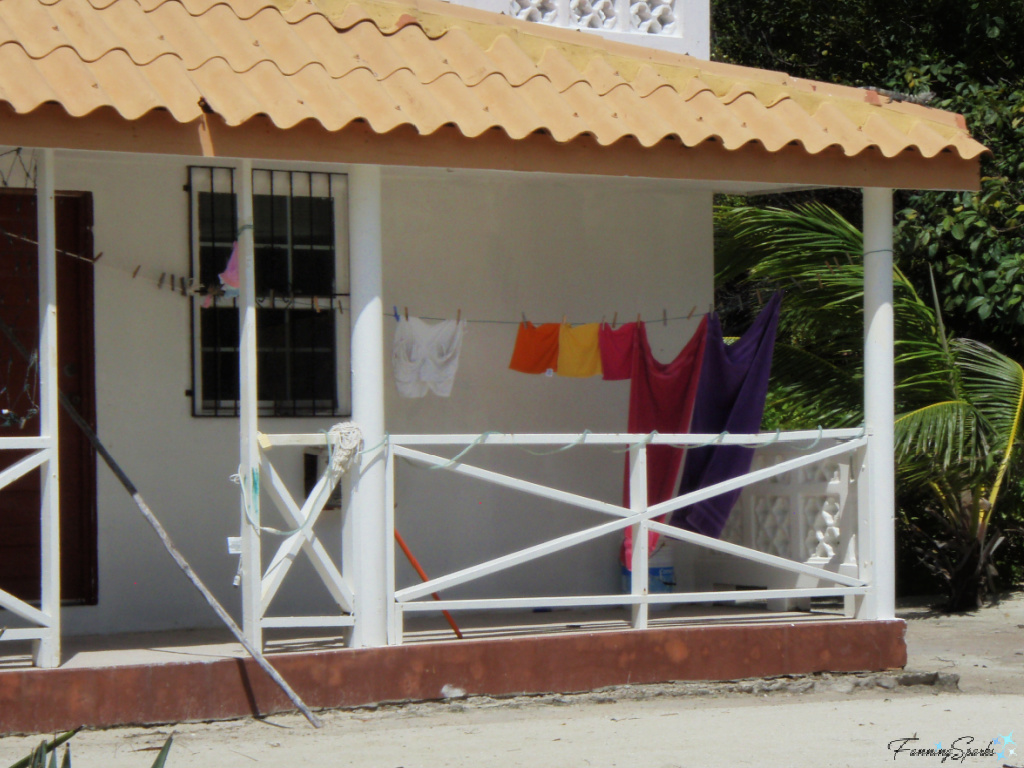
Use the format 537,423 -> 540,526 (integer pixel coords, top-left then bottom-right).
520,429 -> 594,456
235,422 -> 364,537
607,430 -> 659,454
428,431 -> 503,470
325,422 -> 363,475
802,425 -> 825,450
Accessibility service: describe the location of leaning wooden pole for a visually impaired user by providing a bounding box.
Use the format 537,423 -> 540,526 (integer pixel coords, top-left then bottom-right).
394,528 -> 463,639
0,318 -> 322,728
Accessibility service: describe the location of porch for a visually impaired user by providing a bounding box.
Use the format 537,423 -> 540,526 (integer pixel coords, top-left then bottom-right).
0,604 -> 905,734
0,0 -> 986,734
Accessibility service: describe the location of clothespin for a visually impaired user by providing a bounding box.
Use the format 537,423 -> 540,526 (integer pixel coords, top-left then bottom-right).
179,276 -> 187,296
612,311 -> 618,328
314,296 -> 320,313
636,313 -> 642,324
662,309 -> 667,327
404,306 -> 409,321
157,272 -> 165,289
393,305 -> 400,321
456,308 -> 461,323
562,314 -> 568,325
521,312 -> 527,324
132,266 -> 141,279
270,289 -> 275,309
337,300 -> 344,316
687,306 -> 696,320
169,274 -> 176,291
93,251 -> 104,262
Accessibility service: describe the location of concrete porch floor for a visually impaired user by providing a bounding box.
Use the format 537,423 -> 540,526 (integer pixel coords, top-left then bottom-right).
0,603 -> 907,735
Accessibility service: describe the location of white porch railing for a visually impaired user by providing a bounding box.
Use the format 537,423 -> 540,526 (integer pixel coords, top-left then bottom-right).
0,150 -> 61,668
700,441 -> 863,614
256,429 -> 872,644
383,430 -> 869,643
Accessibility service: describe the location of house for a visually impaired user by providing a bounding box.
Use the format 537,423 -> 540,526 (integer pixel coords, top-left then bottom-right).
0,0 -> 984,732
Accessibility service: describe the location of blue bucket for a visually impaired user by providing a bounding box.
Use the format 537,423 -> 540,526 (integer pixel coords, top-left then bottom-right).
620,565 -> 675,594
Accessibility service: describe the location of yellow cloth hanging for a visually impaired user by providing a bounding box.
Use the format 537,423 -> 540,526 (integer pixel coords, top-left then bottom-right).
557,322 -> 602,377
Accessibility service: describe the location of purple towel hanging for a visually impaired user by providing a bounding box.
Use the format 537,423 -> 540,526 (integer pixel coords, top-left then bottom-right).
671,291 -> 782,538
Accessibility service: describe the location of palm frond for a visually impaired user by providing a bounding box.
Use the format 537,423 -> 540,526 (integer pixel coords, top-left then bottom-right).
953,339 -> 1024,512
895,399 -> 981,470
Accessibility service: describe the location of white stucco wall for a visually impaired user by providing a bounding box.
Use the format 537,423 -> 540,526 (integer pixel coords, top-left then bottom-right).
47,154 -> 712,635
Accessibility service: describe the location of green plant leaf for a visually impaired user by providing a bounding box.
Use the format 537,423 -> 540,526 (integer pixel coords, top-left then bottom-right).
8,732 -> 78,768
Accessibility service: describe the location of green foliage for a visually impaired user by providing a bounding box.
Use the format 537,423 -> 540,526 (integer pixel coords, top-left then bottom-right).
7,731 -> 76,768
895,66 -> 1024,354
6,733 -> 172,768
712,0 -> 1024,90
712,0 -> 1024,353
717,202 -> 1022,608
711,0 -> 1024,602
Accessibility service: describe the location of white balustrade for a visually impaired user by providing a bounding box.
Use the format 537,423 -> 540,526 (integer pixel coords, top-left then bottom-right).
445,0 -> 708,57
249,428 -> 872,645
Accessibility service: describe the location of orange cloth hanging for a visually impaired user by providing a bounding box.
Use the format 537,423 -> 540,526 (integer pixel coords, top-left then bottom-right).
557,322 -> 602,377
509,321 -> 560,374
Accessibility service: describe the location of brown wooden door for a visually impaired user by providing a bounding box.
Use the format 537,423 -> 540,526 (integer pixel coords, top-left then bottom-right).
0,190 -> 97,605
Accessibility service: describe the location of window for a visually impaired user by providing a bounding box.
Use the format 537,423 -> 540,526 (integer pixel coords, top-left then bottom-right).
188,167 -> 350,417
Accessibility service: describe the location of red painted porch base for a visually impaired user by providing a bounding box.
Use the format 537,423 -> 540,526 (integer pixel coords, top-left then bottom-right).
0,620 -> 906,735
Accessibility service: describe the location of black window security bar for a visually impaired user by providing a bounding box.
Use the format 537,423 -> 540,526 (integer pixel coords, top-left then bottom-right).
188,166 -> 351,418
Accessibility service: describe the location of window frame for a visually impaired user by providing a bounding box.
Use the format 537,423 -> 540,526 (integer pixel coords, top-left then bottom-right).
187,165 -> 352,418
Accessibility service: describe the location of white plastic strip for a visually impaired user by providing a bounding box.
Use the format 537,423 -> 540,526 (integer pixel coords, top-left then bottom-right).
399,586 -> 868,612
0,628 -> 50,642
0,586 -> 52,626
259,429 -> 865,449
395,445 -> 631,519
0,449 -> 48,492
644,437 -> 868,520
647,521 -> 866,587
647,587 -> 868,604
259,456 -> 353,613
391,430 -> 864,446
396,437 -> 867,603
0,437 -> 52,450
261,615 -> 356,629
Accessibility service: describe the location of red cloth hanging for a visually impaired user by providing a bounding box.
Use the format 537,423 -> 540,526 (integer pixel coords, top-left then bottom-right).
598,321 -> 638,380
599,319 -> 708,568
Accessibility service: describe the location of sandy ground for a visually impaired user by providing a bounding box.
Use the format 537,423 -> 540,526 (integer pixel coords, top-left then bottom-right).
3,592 -> 1022,768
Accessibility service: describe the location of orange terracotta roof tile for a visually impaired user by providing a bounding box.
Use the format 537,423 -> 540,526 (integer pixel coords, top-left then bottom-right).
0,0 -> 987,166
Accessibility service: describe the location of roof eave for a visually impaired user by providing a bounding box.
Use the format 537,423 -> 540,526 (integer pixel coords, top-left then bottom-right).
1,104 -> 982,192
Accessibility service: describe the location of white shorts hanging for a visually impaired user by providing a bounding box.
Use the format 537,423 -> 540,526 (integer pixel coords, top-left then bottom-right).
392,317 -> 467,398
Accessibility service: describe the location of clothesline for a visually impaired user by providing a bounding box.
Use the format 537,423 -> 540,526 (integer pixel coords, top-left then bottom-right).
0,230 -> 738,323
387,309 -> 715,327
374,425 -> 861,471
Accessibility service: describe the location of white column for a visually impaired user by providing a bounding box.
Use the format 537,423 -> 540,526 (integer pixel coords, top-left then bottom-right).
629,445 -> 649,629
860,187 -> 896,621
34,148 -> 61,668
614,0 -> 631,32
347,165 -> 388,647
237,159 -> 262,649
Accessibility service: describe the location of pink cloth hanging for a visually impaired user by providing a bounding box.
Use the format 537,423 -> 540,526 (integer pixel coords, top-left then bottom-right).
219,241 -> 241,289
600,319 -> 708,568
